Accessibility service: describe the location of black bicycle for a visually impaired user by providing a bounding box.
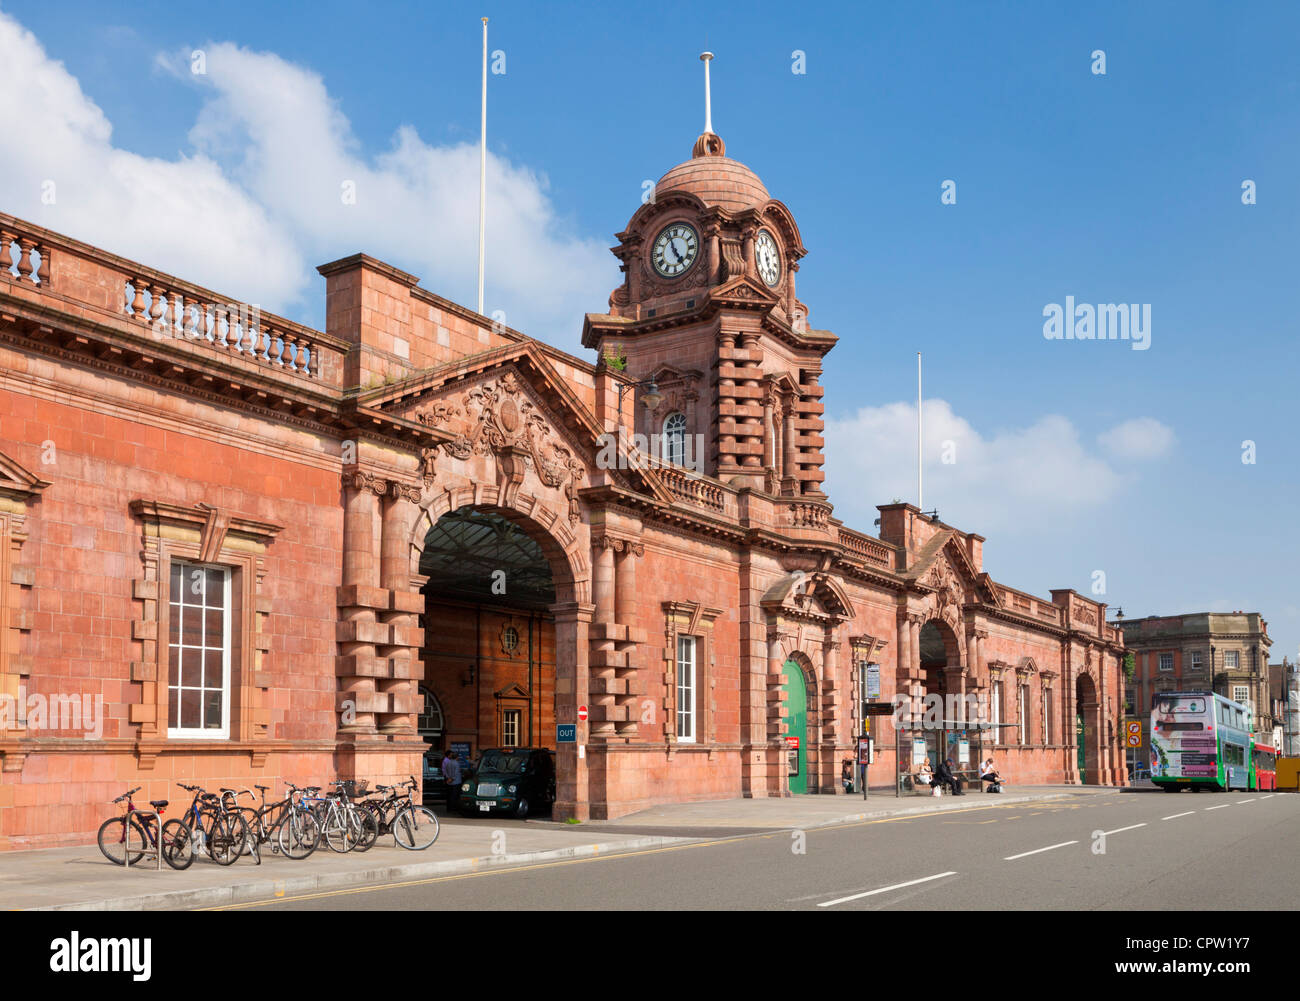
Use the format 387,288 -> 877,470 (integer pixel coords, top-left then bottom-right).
230,784 -> 321,859
177,783 -> 252,866
96,787 -> 194,870
362,776 -> 440,850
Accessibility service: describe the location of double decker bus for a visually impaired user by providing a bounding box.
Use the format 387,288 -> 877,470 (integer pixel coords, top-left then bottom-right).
1252,742 -> 1277,791
1149,691 -> 1257,792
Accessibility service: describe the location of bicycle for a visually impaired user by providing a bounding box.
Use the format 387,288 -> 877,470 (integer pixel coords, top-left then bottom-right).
176,783 -> 251,866
230,784 -> 320,860
363,775 -> 440,850
312,780 -> 377,853
96,787 -> 194,870
218,787 -> 263,864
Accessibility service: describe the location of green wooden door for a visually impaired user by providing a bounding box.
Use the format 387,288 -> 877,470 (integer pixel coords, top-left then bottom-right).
783,660 -> 808,794
1076,712 -> 1086,782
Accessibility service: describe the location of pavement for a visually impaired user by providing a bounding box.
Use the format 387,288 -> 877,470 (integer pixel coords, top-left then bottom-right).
1,785 -> 1134,910
223,785 -> 1300,912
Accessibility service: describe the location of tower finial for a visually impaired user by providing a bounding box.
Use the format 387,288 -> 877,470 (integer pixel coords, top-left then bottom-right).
692,52 -> 724,158
700,51 -> 714,134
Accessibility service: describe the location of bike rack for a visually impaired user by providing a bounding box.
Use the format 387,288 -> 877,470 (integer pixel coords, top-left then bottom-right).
129,810 -> 163,872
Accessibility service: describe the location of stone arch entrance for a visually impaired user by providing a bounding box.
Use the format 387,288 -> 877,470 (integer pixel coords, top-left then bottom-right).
913,617 -> 978,774
1076,671 -> 1101,784
918,618 -> 964,701
408,490 -> 592,819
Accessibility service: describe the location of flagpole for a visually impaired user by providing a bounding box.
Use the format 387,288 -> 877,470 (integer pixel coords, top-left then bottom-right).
917,352 -> 923,512
477,17 -> 488,316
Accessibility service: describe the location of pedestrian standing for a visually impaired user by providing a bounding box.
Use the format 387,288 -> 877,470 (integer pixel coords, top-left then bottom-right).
442,749 -> 462,814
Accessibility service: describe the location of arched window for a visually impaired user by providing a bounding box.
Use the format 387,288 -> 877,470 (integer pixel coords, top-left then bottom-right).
662,412 -> 687,466
418,685 -> 444,737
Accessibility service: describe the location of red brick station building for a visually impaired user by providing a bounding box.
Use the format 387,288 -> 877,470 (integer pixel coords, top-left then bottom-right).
0,125 -> 1127,848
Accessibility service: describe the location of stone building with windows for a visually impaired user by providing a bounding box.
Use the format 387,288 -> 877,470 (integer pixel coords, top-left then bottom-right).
0,119 -> 1128,849
1118,611 -> 1275,761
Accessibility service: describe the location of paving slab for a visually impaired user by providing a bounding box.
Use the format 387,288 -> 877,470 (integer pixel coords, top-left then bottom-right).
0,814 -> 688,911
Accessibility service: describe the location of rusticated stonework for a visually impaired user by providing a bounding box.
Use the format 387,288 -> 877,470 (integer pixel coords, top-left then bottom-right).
0,130 -> 1127,847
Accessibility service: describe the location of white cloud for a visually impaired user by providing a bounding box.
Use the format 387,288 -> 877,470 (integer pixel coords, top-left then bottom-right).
823,399 -> 1124,535
1097,417 -> 1176,460
0,15 -> 609,346
0,14 -> 306,308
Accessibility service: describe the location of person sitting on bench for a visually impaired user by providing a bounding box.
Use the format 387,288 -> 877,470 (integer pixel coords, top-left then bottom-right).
935,757 -> 963,796
980,757 -> 1004,791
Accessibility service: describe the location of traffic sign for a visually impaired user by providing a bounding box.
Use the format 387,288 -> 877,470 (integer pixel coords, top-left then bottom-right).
557,723 -> 577,743
1125,720 -> 1142,748
577,705 -> 588,722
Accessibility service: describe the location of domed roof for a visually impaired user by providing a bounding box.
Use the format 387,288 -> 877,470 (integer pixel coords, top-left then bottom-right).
654,133 -> 770,213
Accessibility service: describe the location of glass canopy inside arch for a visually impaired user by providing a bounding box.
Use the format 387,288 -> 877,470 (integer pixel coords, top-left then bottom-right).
419,509 -> 556,611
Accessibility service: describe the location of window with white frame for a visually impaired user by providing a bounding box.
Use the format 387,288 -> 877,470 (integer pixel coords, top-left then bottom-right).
1158,653 -> 1173,672
1190,651 -> 1202,672
662,412 -> 687,466
676,635 -> 696,742
1045,688 -> 1054,744
1019,683 -> 1031,744
991,680 -> 1001,736
1224,650 -> 1239,670
501,708 -> 521,747
167,560 -> 231,738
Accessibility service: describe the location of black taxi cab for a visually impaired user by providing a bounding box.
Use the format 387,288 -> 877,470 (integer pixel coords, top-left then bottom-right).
458,747 -> 556,819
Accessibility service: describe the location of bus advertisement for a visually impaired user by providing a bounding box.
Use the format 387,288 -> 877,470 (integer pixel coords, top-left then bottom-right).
1150,691 -> 1259,792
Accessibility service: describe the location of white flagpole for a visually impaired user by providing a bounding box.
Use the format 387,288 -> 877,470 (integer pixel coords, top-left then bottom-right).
700,51 -> 714,133
477,17 -> 488,316
917,352 -> 923,512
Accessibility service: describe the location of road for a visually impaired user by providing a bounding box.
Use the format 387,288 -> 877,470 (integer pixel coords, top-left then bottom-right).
209,790 -> 1300,910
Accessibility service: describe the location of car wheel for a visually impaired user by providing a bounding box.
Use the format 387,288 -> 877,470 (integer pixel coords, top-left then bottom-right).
514,797 -> 530,819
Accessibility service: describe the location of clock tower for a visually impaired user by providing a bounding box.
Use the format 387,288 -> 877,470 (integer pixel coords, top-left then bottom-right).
582,54 -> 835,499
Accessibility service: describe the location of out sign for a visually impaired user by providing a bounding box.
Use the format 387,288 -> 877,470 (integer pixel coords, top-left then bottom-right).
577,705 -> 588,722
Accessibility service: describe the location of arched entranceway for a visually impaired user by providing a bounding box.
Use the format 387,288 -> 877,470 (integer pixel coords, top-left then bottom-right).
781,659 -> 809,794
1076,672 -> 1101,784
914,619 -> 977,773
414,503 -> 581,818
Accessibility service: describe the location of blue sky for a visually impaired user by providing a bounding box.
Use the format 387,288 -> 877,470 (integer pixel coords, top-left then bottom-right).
3,1 -> 1297,662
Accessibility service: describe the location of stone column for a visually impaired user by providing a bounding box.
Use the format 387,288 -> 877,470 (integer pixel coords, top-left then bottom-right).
781,399 -> 798,496
896,612 -> 912,684
762,388 -> 776,479
378,484 -> 424,736
614,542 -> 638,627
593,538 -> 616,626
552,601 -> 594,820
767,629 -> 789,796
339,471 -> 384,735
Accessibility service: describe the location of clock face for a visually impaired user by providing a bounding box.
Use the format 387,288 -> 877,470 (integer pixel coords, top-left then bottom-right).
755,230 -> 780,287
651,223 -> 699,278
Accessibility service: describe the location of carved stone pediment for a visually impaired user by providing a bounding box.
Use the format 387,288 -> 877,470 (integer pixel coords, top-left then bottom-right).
429,368 -> 586,523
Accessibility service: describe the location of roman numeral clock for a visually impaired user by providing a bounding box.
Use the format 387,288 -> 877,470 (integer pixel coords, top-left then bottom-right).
651,223 -> 699,277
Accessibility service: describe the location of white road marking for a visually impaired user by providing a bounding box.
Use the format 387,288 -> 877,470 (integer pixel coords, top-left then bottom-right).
1003,840 -> 1077,861
1260,794 -> 1275,799
1100,823 -> 1147,836
1236,798 -> 1255,804
1161,811 -> 1194,821
1204,804 -> 1230,811
817,871 -> 957,907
